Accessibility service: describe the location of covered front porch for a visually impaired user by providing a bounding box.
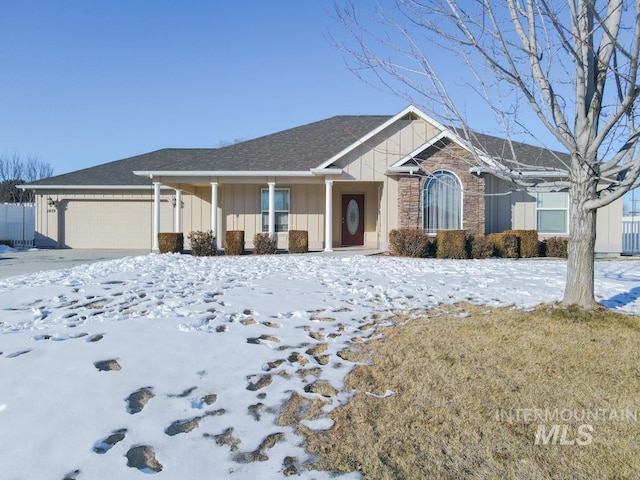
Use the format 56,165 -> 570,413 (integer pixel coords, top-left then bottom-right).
145,174 -> 384,252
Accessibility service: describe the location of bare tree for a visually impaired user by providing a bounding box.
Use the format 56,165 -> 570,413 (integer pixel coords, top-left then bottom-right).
0,153 -> 54,203
336,0 -> 640,308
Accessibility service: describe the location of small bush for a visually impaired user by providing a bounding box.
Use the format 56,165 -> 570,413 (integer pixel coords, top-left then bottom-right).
436,230 -> 467,259
468,235 -> 494,259
501,234 -> 519,258
487,232 -> 519,258
158,232 -> 184,254
545,236 -> 569,258
389,228 -> 431,258
187,230 -> 218,256
253,233 -> 277,255
505,230 -> 539,258
225,230 -> 245,256
288,230 -> 309,254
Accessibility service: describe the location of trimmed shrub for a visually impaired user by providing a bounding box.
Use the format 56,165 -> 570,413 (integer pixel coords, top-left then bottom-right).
505,229 -> 539,258
436,230 -> 467,259
158,232 -> 183,254
487,232 -> 520,258
253,233 -> 277,255
501,234 -> 520,258
187,230 -> 218,256
288,230 -> 309,254
468,234 -> 494,259
389,228 -> 431,258
225,230 -> 245,255
545,236 -> 569,258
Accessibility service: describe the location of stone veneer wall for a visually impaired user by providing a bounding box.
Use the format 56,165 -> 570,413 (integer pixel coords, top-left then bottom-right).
397,142 -> 486,234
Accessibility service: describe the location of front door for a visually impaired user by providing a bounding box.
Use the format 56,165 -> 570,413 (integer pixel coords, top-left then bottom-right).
341,194 -> 364,246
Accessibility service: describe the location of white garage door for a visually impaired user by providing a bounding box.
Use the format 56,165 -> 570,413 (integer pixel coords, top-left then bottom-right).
63,200 -> 153,249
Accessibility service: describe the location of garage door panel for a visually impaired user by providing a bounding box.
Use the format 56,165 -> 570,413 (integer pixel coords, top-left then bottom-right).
63,200 -> 152,249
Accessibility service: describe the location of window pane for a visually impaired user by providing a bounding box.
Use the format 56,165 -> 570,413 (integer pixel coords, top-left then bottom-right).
274,190 -> 289,211
538,210 -> 567,233
537,192 -> 567,209
424,172 -> 461,232
275,212 -> 288,232
261,189 -> 290,232
262,189 -> 290,211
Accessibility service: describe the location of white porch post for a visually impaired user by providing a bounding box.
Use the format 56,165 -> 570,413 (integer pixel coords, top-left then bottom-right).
268,181 -> 276,238
152,181 -> 161,252
324,180 -> 333,252
211,182 -> 219,248
174,189 -> 182,233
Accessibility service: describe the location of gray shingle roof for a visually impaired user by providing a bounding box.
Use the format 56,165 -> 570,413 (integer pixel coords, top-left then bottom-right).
30,115 -> 391,186
455,130 -> 570,171
29,112 -> 569,187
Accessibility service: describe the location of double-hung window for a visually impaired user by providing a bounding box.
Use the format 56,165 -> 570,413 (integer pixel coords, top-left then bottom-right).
261,189 -> 290,233
423,171 -> 462,232
536,192 -> 568,234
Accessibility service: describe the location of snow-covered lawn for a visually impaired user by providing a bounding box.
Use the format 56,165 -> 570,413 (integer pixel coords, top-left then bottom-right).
1,254 -> 639,479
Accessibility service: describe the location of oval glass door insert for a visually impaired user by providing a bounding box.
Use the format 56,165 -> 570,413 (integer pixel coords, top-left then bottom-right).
346,199 -> 359,235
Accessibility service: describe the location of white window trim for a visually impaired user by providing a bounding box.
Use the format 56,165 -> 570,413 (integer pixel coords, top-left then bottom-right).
536,192 -> 569,235
422,170 -> 464,233
261,188 -> 290,233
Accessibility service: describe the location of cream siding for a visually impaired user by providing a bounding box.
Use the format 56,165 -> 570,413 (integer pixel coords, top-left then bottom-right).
34,190 -> 172,249
595,199 -> 623,254
330,116 -> 440,249
485,176 -> 515,233
510,190 -> 622,254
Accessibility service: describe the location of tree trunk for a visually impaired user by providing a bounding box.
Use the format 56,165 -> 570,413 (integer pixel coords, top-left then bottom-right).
563,182 -> 598,309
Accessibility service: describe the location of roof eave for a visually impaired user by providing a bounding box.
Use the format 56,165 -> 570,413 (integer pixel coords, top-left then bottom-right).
469,166 -> 569,177
310,168 -> 343,175
384,166 -> 421,175
20,184 -> 157,190
133,170 -> 316,178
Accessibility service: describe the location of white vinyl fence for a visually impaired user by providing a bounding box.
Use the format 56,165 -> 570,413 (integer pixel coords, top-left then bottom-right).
622,219 -> 640,255
0,203 -> 35,248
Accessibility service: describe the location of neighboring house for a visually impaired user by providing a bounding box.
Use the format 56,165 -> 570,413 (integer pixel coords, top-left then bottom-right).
23,105 -> 622,254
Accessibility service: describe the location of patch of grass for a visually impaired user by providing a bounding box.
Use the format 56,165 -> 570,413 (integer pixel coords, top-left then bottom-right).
304,304 -> 640,479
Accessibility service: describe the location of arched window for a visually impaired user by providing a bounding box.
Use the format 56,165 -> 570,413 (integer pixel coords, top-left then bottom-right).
423,171 -> 462,232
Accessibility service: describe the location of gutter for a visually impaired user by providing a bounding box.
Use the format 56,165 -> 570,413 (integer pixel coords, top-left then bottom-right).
133,170 -> 319,178
469,166 -> 569,178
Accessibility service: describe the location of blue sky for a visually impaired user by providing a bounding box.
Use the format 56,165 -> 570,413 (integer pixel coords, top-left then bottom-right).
0,1 -> 407,175
0,0 -> 634,211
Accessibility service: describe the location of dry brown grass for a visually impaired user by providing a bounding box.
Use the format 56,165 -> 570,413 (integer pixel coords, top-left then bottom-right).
304,304 -> 640,480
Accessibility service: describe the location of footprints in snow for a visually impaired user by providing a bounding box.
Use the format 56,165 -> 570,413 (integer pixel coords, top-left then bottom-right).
93,429 -> 127,454
3,332 -> 104,361
93,385 -> 222,473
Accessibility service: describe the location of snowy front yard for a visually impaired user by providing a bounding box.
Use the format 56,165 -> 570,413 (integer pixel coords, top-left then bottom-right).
1,254 -> 639,479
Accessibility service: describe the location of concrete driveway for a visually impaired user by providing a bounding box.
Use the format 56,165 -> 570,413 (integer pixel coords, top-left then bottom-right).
0,249 -> 150,279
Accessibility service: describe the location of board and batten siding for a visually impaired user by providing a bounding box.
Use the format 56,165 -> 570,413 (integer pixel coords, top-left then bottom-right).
34,190 -> 172,249
510,190 -> 622,254
333,116 -> 441,249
